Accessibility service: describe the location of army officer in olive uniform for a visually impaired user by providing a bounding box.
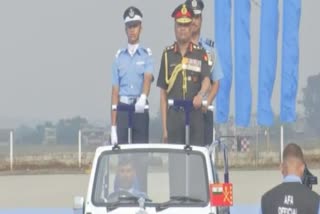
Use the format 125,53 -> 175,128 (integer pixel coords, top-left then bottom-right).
157,3 -> 212,146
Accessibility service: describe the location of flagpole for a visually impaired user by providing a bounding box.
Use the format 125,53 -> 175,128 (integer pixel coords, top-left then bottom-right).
10,131 -> 13,171
280,125 -> 284,163
255,119 -> 259,166
78,130 -> 82,168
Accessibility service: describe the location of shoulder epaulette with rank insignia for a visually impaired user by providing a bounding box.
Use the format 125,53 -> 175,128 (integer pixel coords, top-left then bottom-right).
141,47 -> 152,56
193,44 -> 201,50
165,45 -> 174,51
146,48 -> 152,56
205,38 -> 215,48
115,49 -> 124,58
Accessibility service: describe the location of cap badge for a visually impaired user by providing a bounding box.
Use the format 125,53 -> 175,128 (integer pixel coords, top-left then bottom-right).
181,4 -> 187,15
192,0 -> 197,8
129,8 -> 135,18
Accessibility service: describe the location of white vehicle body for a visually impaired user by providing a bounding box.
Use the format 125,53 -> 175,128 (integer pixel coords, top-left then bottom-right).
74,143 -> 229,214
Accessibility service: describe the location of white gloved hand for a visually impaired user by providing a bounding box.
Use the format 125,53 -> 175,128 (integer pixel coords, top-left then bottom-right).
135,94 -> 147,113
111,126 -> 118,145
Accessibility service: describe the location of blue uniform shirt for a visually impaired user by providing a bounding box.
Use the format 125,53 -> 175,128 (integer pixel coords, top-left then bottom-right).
260,175 -> 320,214
199,37 -> 224,81
112,45 -> 154,97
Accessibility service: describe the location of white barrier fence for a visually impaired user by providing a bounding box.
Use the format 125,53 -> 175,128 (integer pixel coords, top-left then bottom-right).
78,130 -> 82,168
0,127 -> 318,171
0,129 -> 103,170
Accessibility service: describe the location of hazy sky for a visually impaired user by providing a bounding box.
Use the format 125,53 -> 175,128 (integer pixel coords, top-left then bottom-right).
0,0 -> 319,128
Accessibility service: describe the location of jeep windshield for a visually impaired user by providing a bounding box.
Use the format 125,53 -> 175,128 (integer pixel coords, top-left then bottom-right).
91,147 -> 209,209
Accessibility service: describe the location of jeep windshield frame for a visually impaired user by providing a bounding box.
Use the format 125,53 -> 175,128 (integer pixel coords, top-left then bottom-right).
91,147 -> 210,208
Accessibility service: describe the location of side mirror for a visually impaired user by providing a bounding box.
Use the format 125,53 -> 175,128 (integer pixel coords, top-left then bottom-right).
73,196 -> 84,214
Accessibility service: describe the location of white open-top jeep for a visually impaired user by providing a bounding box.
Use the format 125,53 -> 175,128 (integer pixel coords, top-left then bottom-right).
74,142 -> 232,214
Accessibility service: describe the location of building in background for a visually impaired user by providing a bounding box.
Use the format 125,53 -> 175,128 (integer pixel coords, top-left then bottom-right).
81,127 -> 109,145
42,127 -> 57,144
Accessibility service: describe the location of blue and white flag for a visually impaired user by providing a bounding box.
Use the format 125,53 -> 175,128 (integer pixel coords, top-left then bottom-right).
234,0 -> 252,127
215,0 -> 233,123
257,0 -> 279,126
280,0 -> 301,122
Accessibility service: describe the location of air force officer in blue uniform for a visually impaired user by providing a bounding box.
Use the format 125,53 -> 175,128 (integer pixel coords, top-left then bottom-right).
186,0 -> 224,145
111,6 -> 154,145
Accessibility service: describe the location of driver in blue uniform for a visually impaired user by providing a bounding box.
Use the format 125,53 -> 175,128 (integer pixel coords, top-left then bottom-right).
111,157 -> 147,199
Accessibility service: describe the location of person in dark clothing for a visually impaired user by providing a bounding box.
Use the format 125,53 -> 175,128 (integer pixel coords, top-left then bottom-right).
261,143 -> 320,214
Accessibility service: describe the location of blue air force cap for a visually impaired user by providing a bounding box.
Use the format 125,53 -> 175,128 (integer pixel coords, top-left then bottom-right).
185,0 -> 204,15
123,6 -> 143,27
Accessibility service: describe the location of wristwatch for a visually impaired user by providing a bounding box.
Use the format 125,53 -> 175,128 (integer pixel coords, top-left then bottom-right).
198,91 -> 206,98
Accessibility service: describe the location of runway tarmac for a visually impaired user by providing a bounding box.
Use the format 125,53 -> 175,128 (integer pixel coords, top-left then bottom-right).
0,169 -> 319,213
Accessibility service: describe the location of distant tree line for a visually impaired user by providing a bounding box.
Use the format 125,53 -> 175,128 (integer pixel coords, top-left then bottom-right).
15,116 -> 89,144
14,115 -> 163,144
302,73 -> 320,133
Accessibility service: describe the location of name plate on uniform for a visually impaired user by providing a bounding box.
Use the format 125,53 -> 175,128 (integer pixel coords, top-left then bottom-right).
136,61 -> 145,65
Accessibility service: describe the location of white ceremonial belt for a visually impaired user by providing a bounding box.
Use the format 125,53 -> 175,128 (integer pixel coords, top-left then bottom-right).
120,96 -> 138,104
